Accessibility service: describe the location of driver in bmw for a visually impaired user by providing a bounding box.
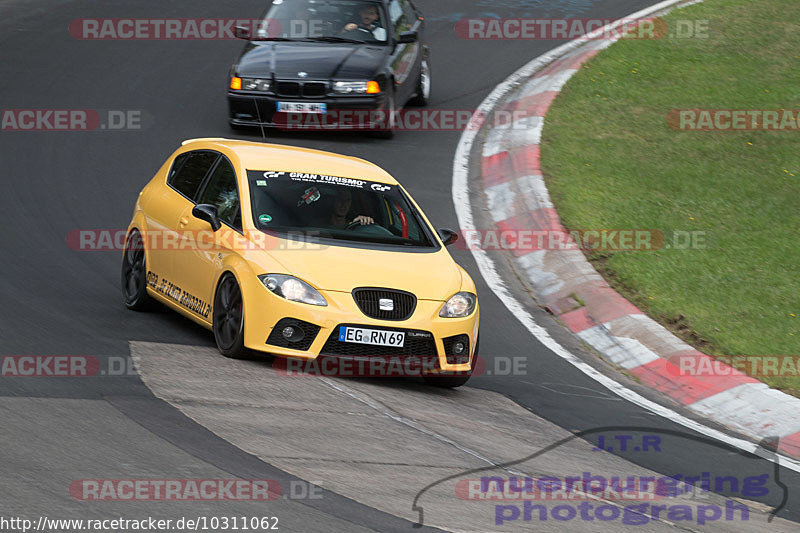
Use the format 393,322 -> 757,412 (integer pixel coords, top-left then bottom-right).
341,4 -> 387,41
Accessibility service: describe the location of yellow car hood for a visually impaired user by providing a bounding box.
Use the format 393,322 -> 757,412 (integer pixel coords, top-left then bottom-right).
264,244 -> 463,300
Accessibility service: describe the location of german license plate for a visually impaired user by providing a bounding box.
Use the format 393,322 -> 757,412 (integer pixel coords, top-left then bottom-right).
277,102 -> 327,114
338,327 -> 405,348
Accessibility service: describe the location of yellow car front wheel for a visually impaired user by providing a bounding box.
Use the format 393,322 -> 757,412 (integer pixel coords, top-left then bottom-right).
213,273 -> 248,359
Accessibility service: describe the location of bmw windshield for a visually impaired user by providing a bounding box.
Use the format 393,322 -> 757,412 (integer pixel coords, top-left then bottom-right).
258,0 -> 389,44
247,170 -> 438,248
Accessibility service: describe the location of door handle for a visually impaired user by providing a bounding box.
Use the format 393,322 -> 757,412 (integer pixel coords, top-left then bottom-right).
179,217 -> 189,226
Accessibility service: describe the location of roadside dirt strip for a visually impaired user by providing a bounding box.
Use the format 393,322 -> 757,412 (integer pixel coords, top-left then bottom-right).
131,341 -> 795,532
468,20 -> 800,459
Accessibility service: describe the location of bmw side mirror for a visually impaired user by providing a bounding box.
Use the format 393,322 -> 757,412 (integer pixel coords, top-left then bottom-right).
234,25 -> 251,40
437,228 -> 459,247
398,30 -> 418,44
192,204 -> 222,232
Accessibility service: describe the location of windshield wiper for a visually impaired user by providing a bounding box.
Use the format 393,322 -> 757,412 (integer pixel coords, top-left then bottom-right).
303,36 -> 364,44
251,36 -> 301,41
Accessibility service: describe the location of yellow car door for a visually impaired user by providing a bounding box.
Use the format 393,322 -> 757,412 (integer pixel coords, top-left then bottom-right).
149,150 -> 220,313
172,155 -> 243,324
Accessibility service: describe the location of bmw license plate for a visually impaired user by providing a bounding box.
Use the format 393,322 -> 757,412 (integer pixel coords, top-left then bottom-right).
339,327 -> 405,348
277,102 -> 327,114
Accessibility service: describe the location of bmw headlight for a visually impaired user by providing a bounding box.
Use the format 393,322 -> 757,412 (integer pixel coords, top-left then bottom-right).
258,274 -> 327,306
439,292 -> 477,318
242,78 -> 272,92
333,81 -> 381,94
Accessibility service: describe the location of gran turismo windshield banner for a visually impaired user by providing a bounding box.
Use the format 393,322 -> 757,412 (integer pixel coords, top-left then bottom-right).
246,170 -> 395,193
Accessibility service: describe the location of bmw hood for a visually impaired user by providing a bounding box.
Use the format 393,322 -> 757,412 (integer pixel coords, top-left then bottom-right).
235,42 -> 387,80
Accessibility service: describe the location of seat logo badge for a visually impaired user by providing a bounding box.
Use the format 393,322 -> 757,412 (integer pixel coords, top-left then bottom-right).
379,299 -> 394,311
298,71 -> 308,78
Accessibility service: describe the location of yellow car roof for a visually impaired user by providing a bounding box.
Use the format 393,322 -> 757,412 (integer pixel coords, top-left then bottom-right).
181,138 -> 399,185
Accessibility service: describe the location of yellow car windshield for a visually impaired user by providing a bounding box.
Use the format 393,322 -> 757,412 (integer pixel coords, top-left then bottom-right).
246,170 -> 437,248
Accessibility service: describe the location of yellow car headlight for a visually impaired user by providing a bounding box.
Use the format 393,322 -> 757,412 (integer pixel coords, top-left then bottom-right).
259,274 -> 327,307
439,292 -> 476,318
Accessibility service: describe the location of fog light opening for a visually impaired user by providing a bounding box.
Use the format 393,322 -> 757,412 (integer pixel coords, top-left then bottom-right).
452,342 -> 466,355
282,326 -> 305,343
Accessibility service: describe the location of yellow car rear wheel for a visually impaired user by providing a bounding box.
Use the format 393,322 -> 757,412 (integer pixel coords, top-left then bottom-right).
121,229 -> 153,311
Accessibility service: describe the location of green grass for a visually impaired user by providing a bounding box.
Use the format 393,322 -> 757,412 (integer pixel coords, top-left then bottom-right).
541,0 -> 800,394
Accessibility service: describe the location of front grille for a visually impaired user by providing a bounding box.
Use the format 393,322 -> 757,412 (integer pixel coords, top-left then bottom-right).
276,82 -> 300,97
266,318 -> 320,351
320,325 -> 437,357
352,288 -> 417,321
302,82 -> 327,97
275,80 -> 328,98
443,334 -> 470,365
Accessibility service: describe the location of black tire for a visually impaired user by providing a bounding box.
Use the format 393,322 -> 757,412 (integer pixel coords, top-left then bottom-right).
408,52 -> 431,107
371,85 -> 396,139
121,229 -> 153,311
424,335 -> 478,388
213,273 -> 248,359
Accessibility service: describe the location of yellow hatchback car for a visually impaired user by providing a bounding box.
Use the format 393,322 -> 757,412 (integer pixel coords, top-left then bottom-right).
122,139 -> 479,386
